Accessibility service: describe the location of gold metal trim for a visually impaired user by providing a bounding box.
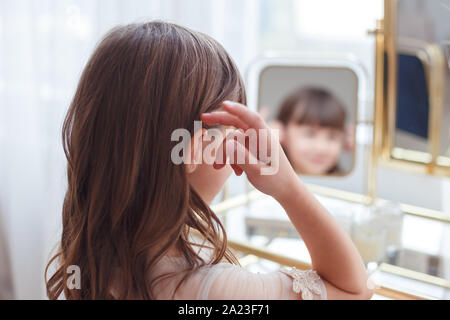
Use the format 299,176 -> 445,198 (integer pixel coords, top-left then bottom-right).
379,263 -> 450,290
306,183 -> 450,223
228,238 -> 311,271
428,44 -> 446,171
382,0 -> 449,175
369,19 -> 385,202
379,156 -> 450,177
212,183 -> 450,223
374,283 -> 438,300
391,147 -> 432,164
384,0 -> 397,161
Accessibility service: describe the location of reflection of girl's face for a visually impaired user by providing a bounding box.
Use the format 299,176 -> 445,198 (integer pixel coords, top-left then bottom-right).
284,123 -> 344,175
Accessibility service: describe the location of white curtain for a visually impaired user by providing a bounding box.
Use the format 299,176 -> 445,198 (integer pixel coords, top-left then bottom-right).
0,0 -> 260,299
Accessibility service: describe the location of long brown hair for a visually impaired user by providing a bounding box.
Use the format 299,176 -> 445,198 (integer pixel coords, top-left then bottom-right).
45,21 -> 246,299
277,87 -> 346,129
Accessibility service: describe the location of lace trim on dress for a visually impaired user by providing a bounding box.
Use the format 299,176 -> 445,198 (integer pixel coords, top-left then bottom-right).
280,267 -> 323,300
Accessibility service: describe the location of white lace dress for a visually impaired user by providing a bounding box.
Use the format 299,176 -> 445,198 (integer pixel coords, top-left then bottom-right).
150,255 -> 327,300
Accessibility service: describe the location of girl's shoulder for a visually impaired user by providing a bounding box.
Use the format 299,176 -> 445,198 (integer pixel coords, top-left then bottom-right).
151,255 -> 235,299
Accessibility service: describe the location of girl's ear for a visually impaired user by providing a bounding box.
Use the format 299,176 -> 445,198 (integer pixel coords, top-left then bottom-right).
185,128 -> 206,174
268,120 -> 286,144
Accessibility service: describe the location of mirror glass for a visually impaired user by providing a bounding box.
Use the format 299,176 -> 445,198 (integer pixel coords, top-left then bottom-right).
394,0 -> 450,166
257,65 -> 358,176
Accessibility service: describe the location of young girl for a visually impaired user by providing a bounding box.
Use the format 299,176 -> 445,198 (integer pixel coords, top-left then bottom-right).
275,87 -> 350,175
45,21 -> 372,300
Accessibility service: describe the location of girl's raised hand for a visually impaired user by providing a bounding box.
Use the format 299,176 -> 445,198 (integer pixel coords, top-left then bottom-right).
201,101 -> 298,201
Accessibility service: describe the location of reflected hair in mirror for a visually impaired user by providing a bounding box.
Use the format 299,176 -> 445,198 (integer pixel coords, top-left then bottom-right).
276,87 -> 346,129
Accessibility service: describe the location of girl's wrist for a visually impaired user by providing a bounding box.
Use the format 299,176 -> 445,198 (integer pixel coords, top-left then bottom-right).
273,173 -> 304,205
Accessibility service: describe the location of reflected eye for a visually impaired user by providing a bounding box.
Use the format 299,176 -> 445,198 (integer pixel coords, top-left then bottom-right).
328,132 -> 338,140
304,127 -> 316,137
327,130 -> 342,141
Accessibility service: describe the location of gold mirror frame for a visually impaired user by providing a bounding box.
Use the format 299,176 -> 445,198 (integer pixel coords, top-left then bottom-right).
375,0 -> 449,177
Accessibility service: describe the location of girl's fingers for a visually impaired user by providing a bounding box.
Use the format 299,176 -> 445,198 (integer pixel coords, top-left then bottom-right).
214,161 -> 243,177
227,138 -> 261,175
204,103 -> 275,176
231,164 -> 243,176
202,101 -> 269,132
201,112 -> 249,131
222,101 -> 267,130
213,129 -> 262,175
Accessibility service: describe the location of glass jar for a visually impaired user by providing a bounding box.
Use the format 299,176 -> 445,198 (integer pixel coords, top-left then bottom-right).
370,201 -> 404,254
351,206 -> 387,265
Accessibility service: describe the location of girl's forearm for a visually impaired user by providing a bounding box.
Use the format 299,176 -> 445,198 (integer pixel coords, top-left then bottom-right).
275,178 -> 369,295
